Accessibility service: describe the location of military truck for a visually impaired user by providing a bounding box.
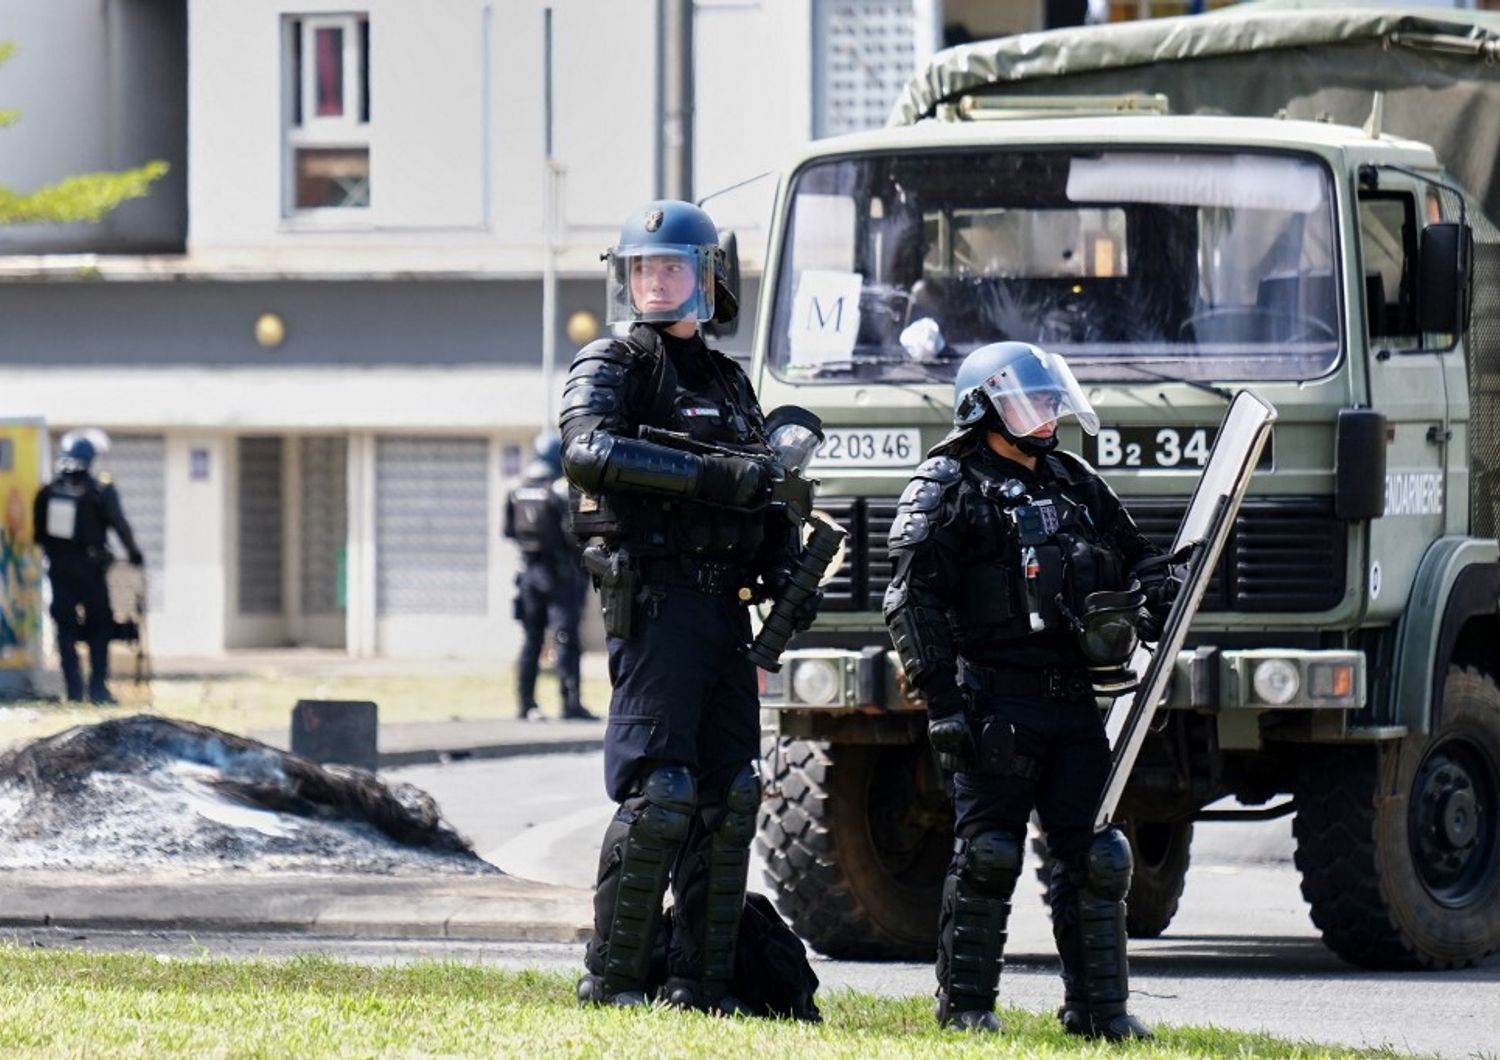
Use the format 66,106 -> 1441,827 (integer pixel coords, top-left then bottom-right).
741,4 -> 1500,970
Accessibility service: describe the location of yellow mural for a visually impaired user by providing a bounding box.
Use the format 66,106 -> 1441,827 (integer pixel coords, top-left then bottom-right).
0,422 -> 46,673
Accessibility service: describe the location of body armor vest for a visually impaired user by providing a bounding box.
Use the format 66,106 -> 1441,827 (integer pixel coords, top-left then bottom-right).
953,456 -> 1126,663
510,478 -> 566,557
40,475 -> 107,557
571,330 -> 772,560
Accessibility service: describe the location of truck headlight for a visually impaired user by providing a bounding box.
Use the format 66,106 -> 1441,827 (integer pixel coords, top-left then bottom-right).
791,658 -> 841,705
1252,659 -> 1301,706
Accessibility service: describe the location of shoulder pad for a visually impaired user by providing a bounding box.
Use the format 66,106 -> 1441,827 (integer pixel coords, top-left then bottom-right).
562,340 -> 644,422
888,459 -> 961,550
914,455 -> 961,482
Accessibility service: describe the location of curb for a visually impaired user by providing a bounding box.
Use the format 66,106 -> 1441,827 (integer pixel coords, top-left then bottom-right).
378,738 -> 603,770
0,873 -> 594,944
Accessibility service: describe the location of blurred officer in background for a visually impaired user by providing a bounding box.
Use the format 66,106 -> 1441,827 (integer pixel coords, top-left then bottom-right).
884,343 -> 1176,1041
503,433 -> 595,721
33,431 -> 143,704
561,200 -> 811,1012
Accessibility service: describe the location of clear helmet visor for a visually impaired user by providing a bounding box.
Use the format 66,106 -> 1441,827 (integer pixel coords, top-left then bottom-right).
604,245 -> 716,325
980,349 -> 1099,439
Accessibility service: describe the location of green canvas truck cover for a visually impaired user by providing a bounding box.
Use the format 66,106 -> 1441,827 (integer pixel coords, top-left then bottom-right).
889,1 -> 1500,225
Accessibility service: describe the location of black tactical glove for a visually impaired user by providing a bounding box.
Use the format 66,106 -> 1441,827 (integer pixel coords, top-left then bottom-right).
698,453 -> 768,509
1132,548 -> 1190,641
1133,603 -> 1163,642
927,710 -> 975,774
128,547 -> 145,567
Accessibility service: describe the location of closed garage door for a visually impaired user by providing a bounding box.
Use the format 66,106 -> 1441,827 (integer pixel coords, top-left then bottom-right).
375,437 -> 489,615
300,436 -> 347,616
94,434 -> 166,612
237,436 -> 283,615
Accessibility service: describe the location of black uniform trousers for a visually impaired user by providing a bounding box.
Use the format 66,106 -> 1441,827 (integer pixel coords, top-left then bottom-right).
594,582 -> 761,982
46,556 -> 113,701
515,557 -> 585,714
951,687 -> 1110,867
602,583 -> 759,804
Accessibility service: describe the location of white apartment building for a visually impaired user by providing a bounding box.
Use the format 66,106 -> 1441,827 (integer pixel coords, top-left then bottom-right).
2,0 -> 968,658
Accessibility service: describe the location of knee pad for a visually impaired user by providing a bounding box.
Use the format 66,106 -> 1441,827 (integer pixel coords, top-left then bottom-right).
636,765 -> 697,844
1084,827 -> 1133,901
712,763 -> 760,844
957,830 -> 1024,896
723,764 -> 760,817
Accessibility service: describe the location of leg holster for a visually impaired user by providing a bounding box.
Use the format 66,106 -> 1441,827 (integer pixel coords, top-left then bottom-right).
935,829 -> 1022,1022
1052,827 -> 1135,1022
668,763 -> 759,1008
587,764 -> 697,995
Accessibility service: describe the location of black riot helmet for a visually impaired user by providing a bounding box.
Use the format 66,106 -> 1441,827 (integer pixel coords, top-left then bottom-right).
1075,582 -> 1148,695
952,342 -> 1098,457
532,432 -> 563,478
604,200 -> 738,327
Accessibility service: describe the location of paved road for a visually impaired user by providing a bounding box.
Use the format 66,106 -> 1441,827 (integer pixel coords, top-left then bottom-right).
381,752 -> 1499,1059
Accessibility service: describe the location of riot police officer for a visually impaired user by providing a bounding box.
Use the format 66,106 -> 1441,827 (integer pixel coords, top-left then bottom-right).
32,433 -> 143,704
561,200 -> 804,1012
883,342 -> 1172,1041
503,433 -> 595,721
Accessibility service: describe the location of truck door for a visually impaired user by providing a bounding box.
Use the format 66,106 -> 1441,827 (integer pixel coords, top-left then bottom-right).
1358,189 -> 1450,621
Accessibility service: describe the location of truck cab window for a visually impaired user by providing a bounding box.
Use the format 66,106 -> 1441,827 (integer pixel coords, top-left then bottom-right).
1357,193 -> 1419,342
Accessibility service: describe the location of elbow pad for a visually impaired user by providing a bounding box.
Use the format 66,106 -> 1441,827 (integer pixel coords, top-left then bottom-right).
564,433 -> 701,498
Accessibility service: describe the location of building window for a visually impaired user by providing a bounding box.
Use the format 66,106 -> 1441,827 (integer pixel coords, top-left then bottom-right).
284,14 -> 370,213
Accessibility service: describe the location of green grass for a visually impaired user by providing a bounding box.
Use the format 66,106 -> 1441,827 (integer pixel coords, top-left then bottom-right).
0,947 -> 1404,1059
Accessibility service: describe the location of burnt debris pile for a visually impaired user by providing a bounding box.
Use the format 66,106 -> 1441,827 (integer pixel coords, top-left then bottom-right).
0,715 -> 496,875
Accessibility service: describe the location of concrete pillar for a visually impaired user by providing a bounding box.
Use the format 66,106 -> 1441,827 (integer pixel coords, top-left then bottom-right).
344,432 -> 378,658
155,434 -> 230,654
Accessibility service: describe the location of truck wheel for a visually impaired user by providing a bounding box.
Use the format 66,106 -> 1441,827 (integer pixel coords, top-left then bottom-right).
1294,666 -> 1500,969
1120,818 -> 1193,937
1030,817 -> 1192,938
757,737 -> 951,959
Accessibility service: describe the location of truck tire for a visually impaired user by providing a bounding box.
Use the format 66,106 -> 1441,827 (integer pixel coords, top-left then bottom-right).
1120,818 -> 1193,938
1294,666 -> 1500,969
756,737 -> 951,959
1031,817 -> 1192,938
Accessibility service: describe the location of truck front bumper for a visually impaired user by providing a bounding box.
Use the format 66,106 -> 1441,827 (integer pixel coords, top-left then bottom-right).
759,646 -> 1366,713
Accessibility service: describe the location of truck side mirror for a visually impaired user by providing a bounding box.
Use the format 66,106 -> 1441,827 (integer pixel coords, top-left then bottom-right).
703,228 -> 741,341
1417,221 -> 1473,337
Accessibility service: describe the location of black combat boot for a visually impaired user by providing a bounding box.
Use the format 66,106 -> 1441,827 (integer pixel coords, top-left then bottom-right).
934,831 -> 1022,1033
666,766 -> 758,1015
1051,832 -> 1153,1042
579,767 -> 696,1007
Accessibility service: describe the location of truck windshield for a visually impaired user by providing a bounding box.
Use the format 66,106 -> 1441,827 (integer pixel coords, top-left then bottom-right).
768,148 -> 1341,385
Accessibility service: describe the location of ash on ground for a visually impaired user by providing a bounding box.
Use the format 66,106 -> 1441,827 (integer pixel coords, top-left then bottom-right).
0,715 -> 498,875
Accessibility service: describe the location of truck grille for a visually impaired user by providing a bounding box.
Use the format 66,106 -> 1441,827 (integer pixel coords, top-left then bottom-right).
816,495 -> 1345,614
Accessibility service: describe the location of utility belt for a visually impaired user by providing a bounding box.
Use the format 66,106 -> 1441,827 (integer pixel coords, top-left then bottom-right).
958,659 -> 1094,703
583,542 -> 751,639
637,555 -> 753,599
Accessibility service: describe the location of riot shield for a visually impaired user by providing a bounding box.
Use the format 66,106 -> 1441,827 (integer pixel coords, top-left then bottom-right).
1094,390 -> 1277,831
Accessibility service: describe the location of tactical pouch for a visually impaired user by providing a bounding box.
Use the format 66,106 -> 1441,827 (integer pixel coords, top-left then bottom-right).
582,542 -> 637,638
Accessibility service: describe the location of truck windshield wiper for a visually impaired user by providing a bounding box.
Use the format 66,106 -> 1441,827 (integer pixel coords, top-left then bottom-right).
1116,363 -> 1235,402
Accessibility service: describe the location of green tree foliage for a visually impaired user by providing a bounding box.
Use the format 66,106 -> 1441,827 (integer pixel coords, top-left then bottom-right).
0,41 -> 169,226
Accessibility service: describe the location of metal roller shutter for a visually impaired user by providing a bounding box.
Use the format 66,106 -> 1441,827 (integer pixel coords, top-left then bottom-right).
300,436 -> 347,615
93,434 -> 166,611
237,436 -> 284,615
375,436 -> 489,615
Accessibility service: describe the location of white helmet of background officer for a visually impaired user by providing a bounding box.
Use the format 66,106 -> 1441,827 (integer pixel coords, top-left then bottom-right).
951,342 -> 1099,457
603,200 -> 738,327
